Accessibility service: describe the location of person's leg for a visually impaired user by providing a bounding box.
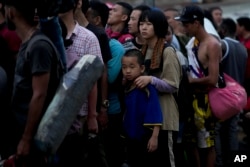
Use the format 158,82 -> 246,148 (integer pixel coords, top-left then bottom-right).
223,114 -> 240,166
126,138 -> 145,167
228,114 -> 240,151
185,145 -> 200,167
157,130 -> 178,167
102,113 -> 124,167
214,121 -> 224,167
206,147 -> 216,167
174,122 -> 186,167
56,133 -> 86,167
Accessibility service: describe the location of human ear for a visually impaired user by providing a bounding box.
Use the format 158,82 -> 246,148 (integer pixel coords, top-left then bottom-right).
121,14 -> 128,22
141,65 -> 145,74
95,16 -> 102,26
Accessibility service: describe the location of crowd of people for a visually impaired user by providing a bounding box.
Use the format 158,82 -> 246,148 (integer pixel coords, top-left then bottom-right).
0,0 -> 250,167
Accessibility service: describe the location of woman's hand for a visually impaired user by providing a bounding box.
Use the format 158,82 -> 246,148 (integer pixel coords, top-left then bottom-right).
134,76 -> 152,89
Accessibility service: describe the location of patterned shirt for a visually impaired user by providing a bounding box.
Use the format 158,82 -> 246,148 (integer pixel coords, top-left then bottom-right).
66,22 -> 102,134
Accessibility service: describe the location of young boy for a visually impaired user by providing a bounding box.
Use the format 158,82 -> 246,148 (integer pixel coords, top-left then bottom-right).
121,49 -> 163,167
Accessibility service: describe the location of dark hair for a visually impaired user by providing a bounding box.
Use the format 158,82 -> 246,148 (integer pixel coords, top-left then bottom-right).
133,4 -> 151,12
164,7 -> 180,16
220,18 -> 236,36
58,0 -> 78,14
116,2 -> 132,24
139,9 -> 168,38
208,6 -> 222,14
237,17 -> 250,31
81,0 -> 90,15
0,0 -> 5,15
89,0 -> 109,26
124,49 -> 144,65
5,0 -> 38,26
204,9 -> 217,30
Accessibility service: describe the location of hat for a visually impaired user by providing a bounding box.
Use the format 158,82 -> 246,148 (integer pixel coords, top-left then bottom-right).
175,5 -> 204,22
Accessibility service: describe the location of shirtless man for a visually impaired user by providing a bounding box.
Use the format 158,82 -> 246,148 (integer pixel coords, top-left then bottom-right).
176,5 -> 221,167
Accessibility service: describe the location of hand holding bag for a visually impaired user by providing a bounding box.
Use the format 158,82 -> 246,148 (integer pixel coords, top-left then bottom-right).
208,73 -> 247,121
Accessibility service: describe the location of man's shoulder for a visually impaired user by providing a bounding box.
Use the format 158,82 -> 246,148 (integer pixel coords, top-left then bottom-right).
76,24 -> 97,38
25,32 -> 56,57
204,35 -> 221,49
109,38 -> 123,48
86,23 -> 107,37
29,32 -> 53,48
224,37 -> 244,47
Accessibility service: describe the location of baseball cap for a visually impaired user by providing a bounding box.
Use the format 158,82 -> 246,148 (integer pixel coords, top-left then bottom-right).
175,5 -> 204,22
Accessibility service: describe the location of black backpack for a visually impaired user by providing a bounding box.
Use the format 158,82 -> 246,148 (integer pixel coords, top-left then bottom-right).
148,43 -> 194,122
25,33 -> 65,81
162,44 -> 194,122
173,65 -> 194,122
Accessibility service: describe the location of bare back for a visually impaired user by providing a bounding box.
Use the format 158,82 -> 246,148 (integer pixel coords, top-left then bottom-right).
197,34 -> 221,85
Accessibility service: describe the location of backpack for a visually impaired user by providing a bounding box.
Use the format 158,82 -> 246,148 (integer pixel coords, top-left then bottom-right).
173,65 -> 194,122
162,44 -> 194,122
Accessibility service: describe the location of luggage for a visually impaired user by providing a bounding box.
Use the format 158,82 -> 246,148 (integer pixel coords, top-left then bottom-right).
34,54 -> 104,154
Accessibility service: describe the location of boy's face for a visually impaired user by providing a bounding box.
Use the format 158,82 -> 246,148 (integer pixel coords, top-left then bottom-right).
122,56 -> 145,81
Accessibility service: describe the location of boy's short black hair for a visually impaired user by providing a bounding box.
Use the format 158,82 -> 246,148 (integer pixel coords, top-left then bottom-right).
89,0 -> 109,26
123,49 -> 144,66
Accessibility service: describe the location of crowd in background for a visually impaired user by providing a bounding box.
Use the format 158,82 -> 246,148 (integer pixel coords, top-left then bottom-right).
0,0 -> 250,167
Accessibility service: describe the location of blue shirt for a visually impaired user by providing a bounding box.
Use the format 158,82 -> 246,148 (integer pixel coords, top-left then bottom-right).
123,84 -> 163,139
107,39 -> 125,114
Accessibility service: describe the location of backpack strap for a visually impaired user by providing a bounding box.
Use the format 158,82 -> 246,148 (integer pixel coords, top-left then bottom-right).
25,34 -> 66,77
160,42 -> 176,70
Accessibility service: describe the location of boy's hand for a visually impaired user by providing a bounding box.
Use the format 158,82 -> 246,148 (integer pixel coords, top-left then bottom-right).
147,136 -> 158,152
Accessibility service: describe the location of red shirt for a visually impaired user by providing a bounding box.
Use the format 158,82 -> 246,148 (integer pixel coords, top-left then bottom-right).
0,22 -> 21,54
239,37 -> 250,79
106,27 -> 133,44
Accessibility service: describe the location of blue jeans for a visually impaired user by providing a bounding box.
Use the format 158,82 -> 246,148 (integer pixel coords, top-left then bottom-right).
215,114 -> 240,166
